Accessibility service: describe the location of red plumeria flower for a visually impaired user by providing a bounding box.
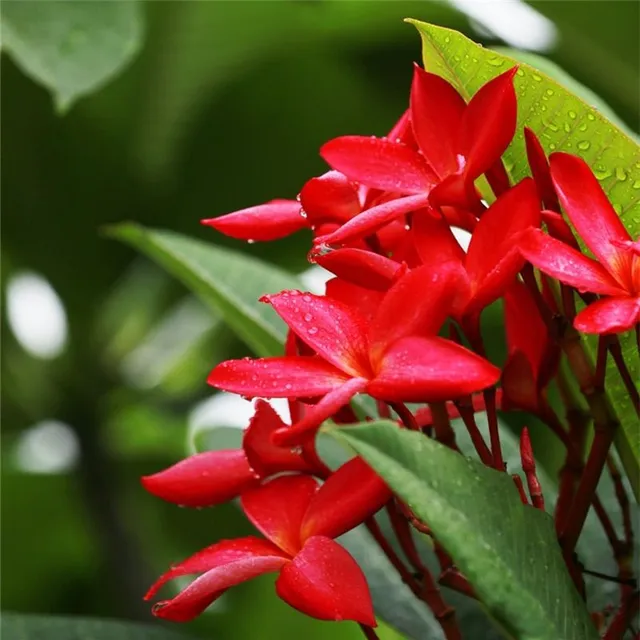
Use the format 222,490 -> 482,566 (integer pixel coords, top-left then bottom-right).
501,280 -> 559,413
314,66 -> 518,246
146,457 -> 391,624
520,153 -> 640,334
412,179 -> 541,323
141,401 -> 321,508
208,265 -> 500,446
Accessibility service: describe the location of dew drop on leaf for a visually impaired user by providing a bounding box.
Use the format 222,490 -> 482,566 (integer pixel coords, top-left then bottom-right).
615,167 -> 627,181
516,68 -> 525,77
632,180 -> 640,190
578,123 -> 588,132
545,89 -> 554,96
593,165 -> 612,180
563,123 -> 571,132
587,113 -> 596,121
577,141 -> 591,151
532,74 -> 542,82
487,57 -> 503,67
568,111 -> 577,119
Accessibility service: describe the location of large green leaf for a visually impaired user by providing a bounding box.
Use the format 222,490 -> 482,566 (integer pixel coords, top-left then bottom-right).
0,614 -> 194,640
334,422 -> 598,640
1,1 -> 143,112
108,224 -> 299,357
410,20 -> 640,495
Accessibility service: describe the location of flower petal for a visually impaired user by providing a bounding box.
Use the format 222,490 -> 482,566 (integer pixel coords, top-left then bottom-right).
202,200 -> 306,242
312,248 -> 404,291
524,127 -> 560,212
410,65 -> 465,178
368,336 -> 500,402
146,537 -> 286,599
550,152 -> 633,283
325,278 -> 385,321
519,228 -> 627,296
299,171 -> 361,226
315,193 -> 430,246
320,135 -> 437,194
241,475 -> 319,556
301,457 -> 391,541
412,208 -> 467,269
243,400 -> 317,477
272,377 -> 369,447
573,296 -> 640,335
276,536 -> 376,626
263,291 -> 370,377
208,356 -> 351,399
141,451 -> 259,508
459,67 -> 518,181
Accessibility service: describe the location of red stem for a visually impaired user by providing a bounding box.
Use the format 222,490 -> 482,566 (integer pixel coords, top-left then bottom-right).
389,402 -> 420,431
454,397 -> 494,466
429,402 -> 460,452
359,624 -> 379,640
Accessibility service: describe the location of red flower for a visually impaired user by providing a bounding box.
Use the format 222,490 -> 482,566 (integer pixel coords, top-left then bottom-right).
146,457 -> 390,624
519,153 -> 640,334
208,265 -> 500,446
314,66 -> 518,246
141,401 -> 320,507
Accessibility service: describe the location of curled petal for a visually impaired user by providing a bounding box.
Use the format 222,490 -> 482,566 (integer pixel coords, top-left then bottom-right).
524,127 -> 561,212
315,193 -> 430,247
459,67 -> 518,181
263,291 -> 370,377
272,377 -> 369,447
410,65 -> 465,178
141,451 -> 259,508
550,152 -> 633,284
573,296 -> 640,335
519,229 -> 627,296
320,135 -> 437,194
241,475 -> 319,556
276,536 -> 376,626
202,200 -> 306,242
243,400 -> 317,477
368,336 -> 500,403
208,356 -> 351,399
145,536 -> 287,603
387,108 -> 416,148
300,171 -> 361,225
301,457 -> 391,541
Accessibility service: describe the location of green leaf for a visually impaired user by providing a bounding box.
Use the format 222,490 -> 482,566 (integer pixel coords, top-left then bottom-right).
108,223 -> 300,357
0,614 -> 194,640
410,19 -> 640,497
1,0 -> 143,112
334,421 -> 598,640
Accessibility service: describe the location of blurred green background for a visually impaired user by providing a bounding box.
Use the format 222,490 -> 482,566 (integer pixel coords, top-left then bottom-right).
1,1 -> 638,639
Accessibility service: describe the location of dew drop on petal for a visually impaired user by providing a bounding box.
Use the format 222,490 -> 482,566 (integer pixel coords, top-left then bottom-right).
308,327 -> 318,335
247,239 -> 255,244
304,313 -> 313,322
302,295 -> 312,302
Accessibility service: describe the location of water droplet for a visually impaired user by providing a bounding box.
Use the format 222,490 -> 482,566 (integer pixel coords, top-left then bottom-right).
516,68 -> 525,77
472,57 -> 478,64
542,119 -> 559,132
247,239 -> 255,244
488,57 -> 503,67
300,208 -> 308,219
303,313 -> 313,322
577,140 -> 590,151
285,383 -> 293,390
532,74 -> 542,82
308,327 -> 318,335
540,105 -> 547,112
545,89 -> 554,96
302,294 -> 312,302
295,193 -> 301,202
563,123 -> 571,132
587,113 -> 595,121
444,36 -> 450,43
453,55 -> 461,62
615,167 -> 627,181
568,111 -> 577,119
593,165 -> 612,180
289,290 -> 300,296
578,123 -> 588,132
549,143 -> 557,150
632,180 -> 640,190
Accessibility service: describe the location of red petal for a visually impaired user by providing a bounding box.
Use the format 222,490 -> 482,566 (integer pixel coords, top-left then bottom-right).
459,67 -> 518,182
320,136 -> 436,194
410,65 -> 465,178
573,296 -> 640,335
387,108 -> 415,148
272,377 -> 369,447
368,336 -> 500,402
313,248 -> 403,291
243,400 -> 317,477
315,193 -> 430,246
263,291 -> 370,377
524,127 -> 560,212
301,457 -> 391,541
501,351 -> 539,412
300,171 -> 361,225
146,536 -> 288,621
368,263 -> 463,360
325,278 -> 385,321
241,475 -> 319,556
276,536 -> 376,626
202,200 -> 306,242
141,451 -> 259,508
412,208 -> 467,269
208,356 -> 351,398
519,229 -> 627,296
465,179 -> 541,312
550,153 -> 633,286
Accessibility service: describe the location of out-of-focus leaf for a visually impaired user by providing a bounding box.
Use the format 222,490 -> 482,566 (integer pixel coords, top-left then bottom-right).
0,614 -> 194,640
1,0 -> 143,112
334,421 -> 598,640
108,224 -> 299,357
411,19 -> 640,498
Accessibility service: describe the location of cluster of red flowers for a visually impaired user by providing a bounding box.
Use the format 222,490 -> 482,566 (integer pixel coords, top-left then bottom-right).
142,61 -> 639,628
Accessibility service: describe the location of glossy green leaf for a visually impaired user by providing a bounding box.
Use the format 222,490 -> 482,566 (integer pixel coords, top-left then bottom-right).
410,20 -> 640,496
108,224 -> 299,357
1,1 -> 143,112
334,421 -> 598,640
0,614 -> 193,640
